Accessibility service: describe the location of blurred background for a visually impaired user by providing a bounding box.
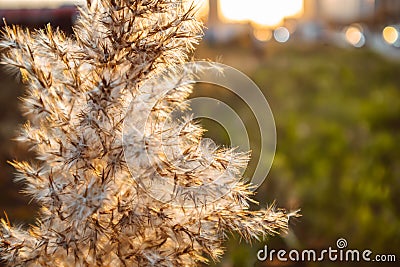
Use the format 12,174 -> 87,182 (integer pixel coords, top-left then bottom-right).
1,0 -> 400,266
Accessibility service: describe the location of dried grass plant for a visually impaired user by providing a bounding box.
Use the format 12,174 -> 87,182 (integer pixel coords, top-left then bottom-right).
0,0 -> 295,266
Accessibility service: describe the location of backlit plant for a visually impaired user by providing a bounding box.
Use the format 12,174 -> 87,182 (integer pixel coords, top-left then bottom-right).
0,0 -> 293,266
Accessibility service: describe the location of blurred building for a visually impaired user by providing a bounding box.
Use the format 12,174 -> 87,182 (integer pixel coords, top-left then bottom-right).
303,0 -> 322,21
0,6 -> 77,34
303,0 -> 400,27
303,0 -> 374,24
207,0 -> 220,26
373,0 -> 400,26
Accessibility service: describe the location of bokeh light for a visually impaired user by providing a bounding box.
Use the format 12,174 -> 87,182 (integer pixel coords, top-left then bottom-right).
274,27 -> 290,43
382,26 -> 399,45
253,28 -> 273,42
344,24 -> 365,48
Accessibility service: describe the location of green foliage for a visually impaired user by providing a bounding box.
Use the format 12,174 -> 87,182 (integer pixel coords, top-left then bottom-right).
253,45 -> 400,254
200,44 -> 400,266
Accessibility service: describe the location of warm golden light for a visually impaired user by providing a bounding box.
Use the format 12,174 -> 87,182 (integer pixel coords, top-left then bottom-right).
189,0 -> 209,18
253,28 -> 272,42
345,25 -> 365,48
383,26 -> 399,45
219,0 -> 303,27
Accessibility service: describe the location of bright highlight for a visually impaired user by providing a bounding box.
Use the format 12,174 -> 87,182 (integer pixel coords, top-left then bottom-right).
345,25 -> 365,48
383,26 -> 399,45
219,0 -> 303,27
253,28 -> 273,42
274,27 -> 290,43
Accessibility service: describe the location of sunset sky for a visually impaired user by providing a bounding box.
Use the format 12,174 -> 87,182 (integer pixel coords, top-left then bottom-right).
219,0 -> 303,27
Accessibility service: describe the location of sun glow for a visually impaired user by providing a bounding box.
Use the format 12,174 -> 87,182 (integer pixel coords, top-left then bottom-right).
219,0 -> 303,27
